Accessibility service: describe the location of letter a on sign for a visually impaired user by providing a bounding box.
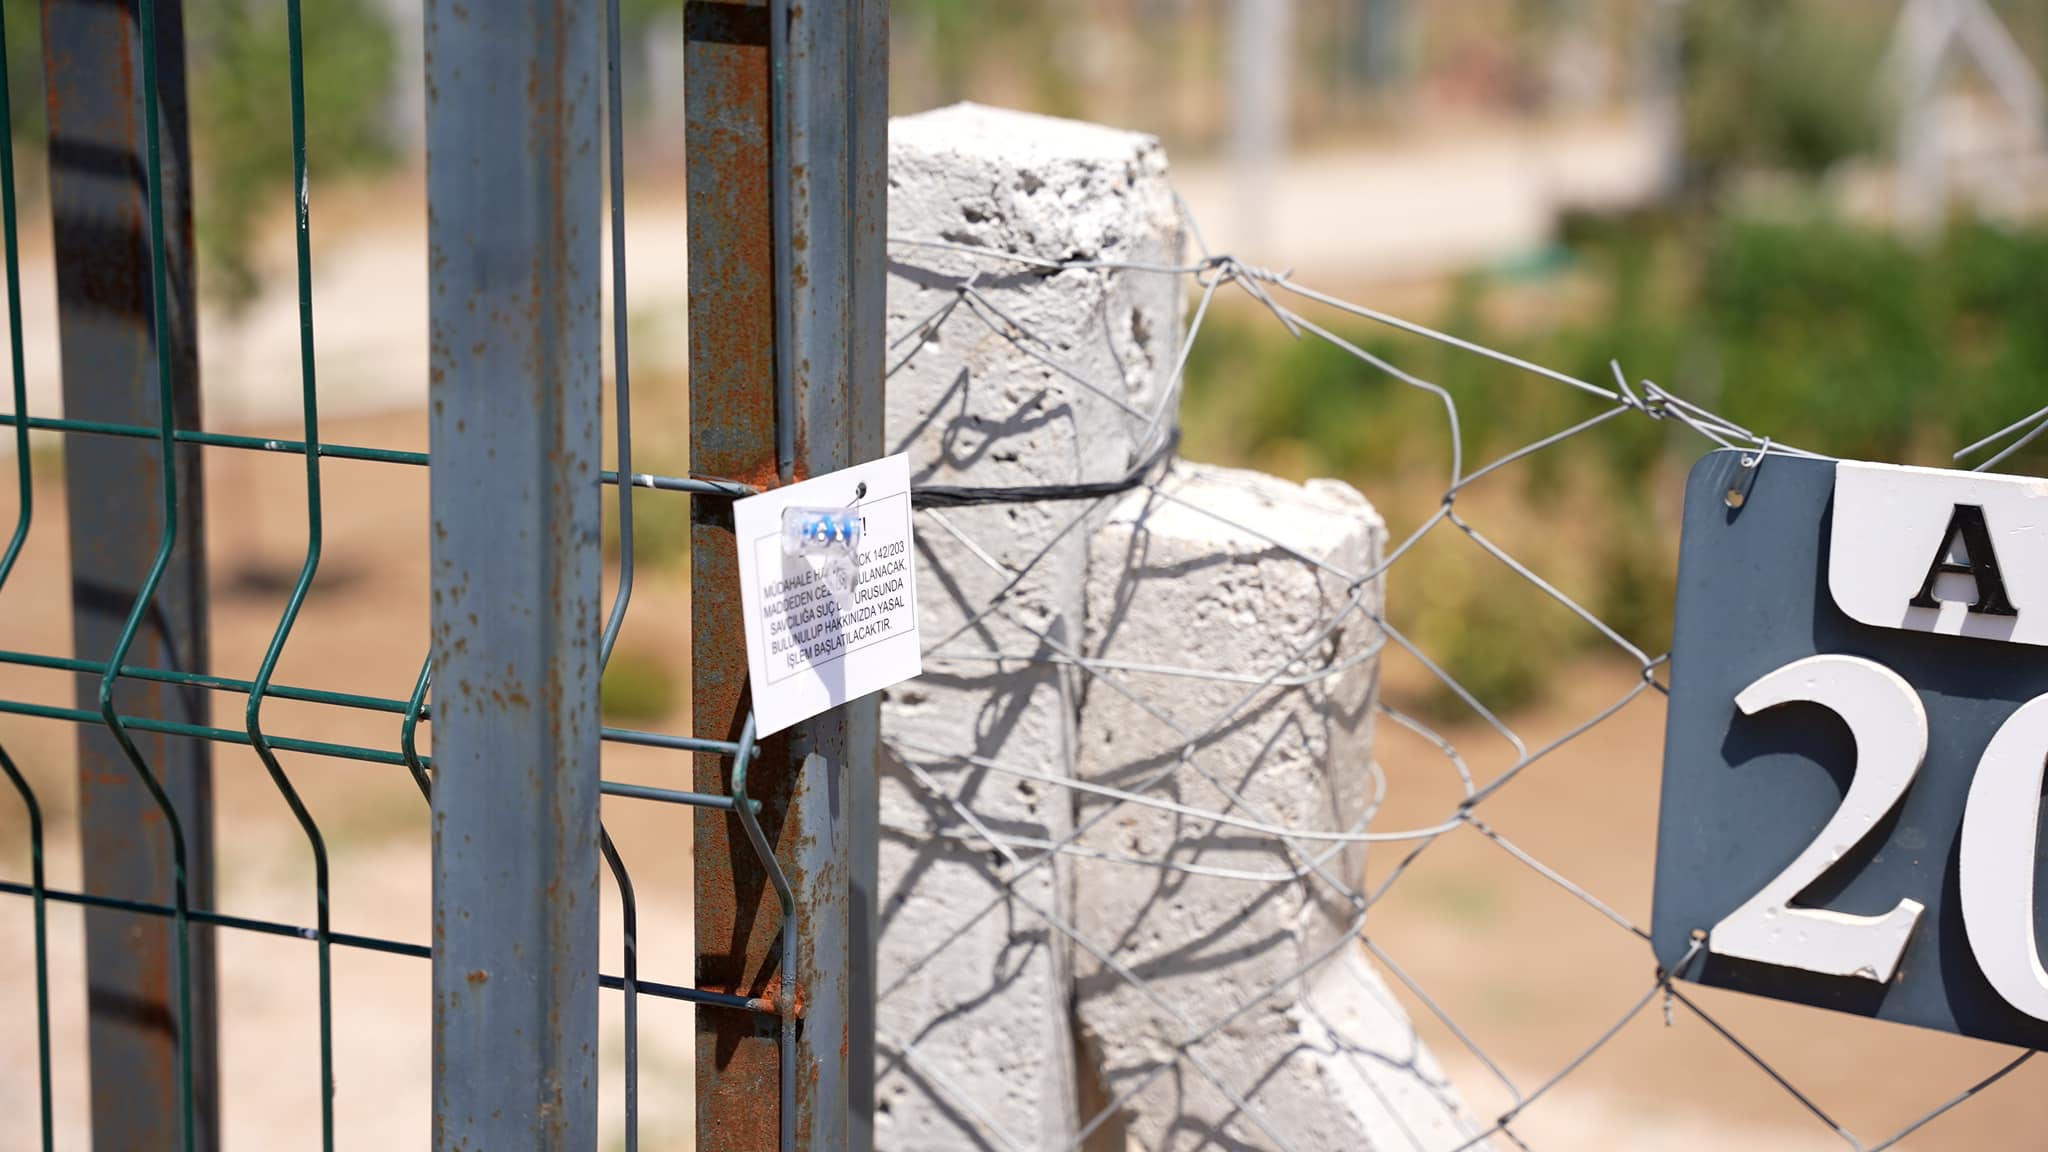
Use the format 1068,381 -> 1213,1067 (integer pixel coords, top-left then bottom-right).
1906,504 -> 2017,616
1831,461 -> 2042,643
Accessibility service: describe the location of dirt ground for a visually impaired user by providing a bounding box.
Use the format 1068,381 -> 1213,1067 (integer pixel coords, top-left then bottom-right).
1369,654 -> 2048,1151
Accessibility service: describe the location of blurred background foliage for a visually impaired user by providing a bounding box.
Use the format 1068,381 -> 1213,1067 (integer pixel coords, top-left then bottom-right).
1679,0 -> 1888,188
878,0 -> 2048,714
1183,208 -> 2048,715
0,0 -> 399,314
2,0 -> 2045,720
1176,0 -> 2048,717
190,0 -> 398,314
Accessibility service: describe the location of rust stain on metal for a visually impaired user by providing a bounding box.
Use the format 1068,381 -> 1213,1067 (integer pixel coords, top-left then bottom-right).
689,2 -> 793,1144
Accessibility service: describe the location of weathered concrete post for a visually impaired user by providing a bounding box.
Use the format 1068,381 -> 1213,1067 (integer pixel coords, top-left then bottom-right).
880,102 -> 1478,1151
878,104 -> 1183,1149
1074,466 -> 1478,1149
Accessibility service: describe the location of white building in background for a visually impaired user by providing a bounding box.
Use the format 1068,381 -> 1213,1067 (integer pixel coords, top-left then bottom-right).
1888,0 -> 2048,231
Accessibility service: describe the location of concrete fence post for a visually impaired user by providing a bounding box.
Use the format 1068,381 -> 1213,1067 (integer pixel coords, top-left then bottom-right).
880,102 -> 1480,1151
1074,467 -> 1477,1149
879,104 -> 1183,1149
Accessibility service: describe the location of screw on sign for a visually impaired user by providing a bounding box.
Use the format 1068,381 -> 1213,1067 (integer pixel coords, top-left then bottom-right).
1656,453 -> 2048,1047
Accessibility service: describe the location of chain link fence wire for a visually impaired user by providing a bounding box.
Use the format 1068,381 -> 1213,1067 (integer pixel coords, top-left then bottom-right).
873,204 -> 2048,1151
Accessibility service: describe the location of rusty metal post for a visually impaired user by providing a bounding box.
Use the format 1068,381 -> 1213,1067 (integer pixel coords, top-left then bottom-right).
425,1 -> 604,1149
686,1 -> 886,1147
44,3 -> 221,1147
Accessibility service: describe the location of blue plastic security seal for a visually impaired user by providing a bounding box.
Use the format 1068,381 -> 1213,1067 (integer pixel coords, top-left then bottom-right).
782,506 -> 863,593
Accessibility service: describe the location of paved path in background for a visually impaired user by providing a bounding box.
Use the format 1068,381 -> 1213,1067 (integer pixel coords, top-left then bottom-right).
1173,115 -> 1666,283
0,117 -> 1661,443
3,191 -> 696,449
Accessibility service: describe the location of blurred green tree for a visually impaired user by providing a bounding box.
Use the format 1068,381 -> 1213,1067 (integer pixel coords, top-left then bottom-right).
894,0 -> 1080,115
192,0 -> 396,314
1679,0 -> 1886,192
2,0 -> 40,152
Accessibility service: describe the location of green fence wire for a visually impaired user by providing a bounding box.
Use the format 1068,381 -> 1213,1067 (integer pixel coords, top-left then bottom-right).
0,6 -> 47,1149
0,2 -> 786,1149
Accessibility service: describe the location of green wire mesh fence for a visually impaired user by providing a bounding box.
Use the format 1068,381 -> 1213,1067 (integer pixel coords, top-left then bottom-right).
11,4 -> 2048,1152
0,1 -> 870,1149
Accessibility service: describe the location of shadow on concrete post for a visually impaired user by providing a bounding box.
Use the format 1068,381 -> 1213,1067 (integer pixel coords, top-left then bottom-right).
878,102 -> 1485,1150
879,103 -> 1183,1150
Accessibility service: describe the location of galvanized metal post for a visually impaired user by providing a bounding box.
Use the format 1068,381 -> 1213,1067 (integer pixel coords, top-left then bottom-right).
844,9 -> 889,1146
686,1 -> 886,1147
425,2 -> 604,1149
44,3 -> 221,1148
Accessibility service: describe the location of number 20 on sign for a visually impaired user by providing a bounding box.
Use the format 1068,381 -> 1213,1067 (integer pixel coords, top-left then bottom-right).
1655,452 -> 2048,1048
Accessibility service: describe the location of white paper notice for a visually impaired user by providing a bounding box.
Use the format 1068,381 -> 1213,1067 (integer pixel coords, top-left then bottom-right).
732,453 -> 922,736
